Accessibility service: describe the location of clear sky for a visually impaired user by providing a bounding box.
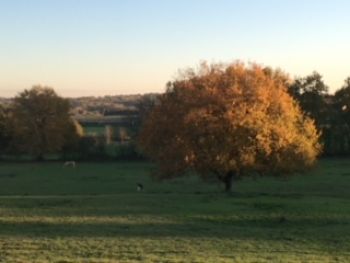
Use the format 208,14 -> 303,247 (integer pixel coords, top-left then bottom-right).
0,0 -> 350,97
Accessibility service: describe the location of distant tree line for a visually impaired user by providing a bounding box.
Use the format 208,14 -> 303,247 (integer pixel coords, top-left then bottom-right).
287,72 -> 350,156
1,70 -> 350,162
0,86 -> 144,161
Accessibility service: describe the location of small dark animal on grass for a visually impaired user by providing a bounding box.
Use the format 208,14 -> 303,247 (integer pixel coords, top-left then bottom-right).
63,161 -> 76,168
278,216 -> 287,223
137,183 -> 143,192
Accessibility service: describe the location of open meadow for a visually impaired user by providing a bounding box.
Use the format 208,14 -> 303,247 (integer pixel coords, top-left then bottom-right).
0,159 -> 349,262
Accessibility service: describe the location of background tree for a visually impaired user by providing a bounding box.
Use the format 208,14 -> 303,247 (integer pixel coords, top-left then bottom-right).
334,77 -> 350,123
0,105 -> 12,154
326,77 -> 350,155
11,86 -> 78,160
288,72 -> 329,126
131,93 -> 159,135
139,62 -> 321,192
61,119 -> 84,160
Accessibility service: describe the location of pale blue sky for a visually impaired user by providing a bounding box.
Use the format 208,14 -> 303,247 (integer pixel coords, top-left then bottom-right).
0,0 -> 349,97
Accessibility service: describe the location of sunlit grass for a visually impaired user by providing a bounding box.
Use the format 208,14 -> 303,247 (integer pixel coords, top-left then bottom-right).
0,159 -> 349,262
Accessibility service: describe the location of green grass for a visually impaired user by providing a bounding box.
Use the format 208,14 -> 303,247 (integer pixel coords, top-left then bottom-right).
0,159 -> 349,262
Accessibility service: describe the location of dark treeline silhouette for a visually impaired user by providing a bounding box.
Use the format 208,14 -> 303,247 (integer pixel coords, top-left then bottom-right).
288,72 -> 350,156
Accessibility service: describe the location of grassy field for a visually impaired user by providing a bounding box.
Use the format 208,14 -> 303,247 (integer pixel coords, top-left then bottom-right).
0,159 -> 349,262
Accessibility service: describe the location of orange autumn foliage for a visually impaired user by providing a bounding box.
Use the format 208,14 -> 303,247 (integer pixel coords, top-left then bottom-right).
138,62 -> 321,191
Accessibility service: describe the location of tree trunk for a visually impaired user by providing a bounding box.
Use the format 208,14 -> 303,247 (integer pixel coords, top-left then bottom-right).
223,171 -> 235,192
36,152 -> 44,161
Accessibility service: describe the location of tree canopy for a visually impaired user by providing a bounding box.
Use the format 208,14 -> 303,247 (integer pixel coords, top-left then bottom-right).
288,72 -> 329,126
11,86 -> 80,159
139,63 -> 321,191
0,105 -> 12,153
334,77 -> 350,121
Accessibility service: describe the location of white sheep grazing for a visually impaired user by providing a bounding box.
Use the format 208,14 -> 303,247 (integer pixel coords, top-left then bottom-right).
63,161 -> 76,168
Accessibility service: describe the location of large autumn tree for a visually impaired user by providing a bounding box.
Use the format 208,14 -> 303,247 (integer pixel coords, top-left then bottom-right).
139,62 -> 321,191
11,86 -> 80,160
